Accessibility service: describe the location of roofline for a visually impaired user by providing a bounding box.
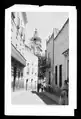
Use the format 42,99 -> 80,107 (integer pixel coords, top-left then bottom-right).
46,35 -> 52,44
46,18 -> 69,44
62,48 -> 69,54
54,18 -> 69,41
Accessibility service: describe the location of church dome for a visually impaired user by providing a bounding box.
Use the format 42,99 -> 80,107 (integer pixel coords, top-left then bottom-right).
30,28 -> 42,43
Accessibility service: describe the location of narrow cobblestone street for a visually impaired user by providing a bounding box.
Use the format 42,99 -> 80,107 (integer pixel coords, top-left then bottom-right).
11,90 -> 57,105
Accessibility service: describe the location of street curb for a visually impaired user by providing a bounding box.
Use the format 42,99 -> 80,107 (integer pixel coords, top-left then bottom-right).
43,92 -> 60,104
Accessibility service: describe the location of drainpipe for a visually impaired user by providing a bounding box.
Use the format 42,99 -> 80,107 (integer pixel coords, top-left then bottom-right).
53,28 -> 54,85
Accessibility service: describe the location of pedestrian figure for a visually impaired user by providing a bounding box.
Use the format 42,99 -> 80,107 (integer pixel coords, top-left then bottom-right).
37,80 -> 41,92
43,77 -> 46,92
13,66 -> 16,91
41,83 -> 43,92
31,79 -> 33,91
37,81 -> 39,92
26,79 -> 28,90
59,80 -> 68,105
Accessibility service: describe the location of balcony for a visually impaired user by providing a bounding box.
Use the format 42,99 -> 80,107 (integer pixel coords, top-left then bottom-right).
46,58 -> 51,68
11,43 -> 26,66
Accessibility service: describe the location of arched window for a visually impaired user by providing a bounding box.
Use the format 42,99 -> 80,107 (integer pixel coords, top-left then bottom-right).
31,79 -> 33,82
18,71 -> 20,78
26,79 -> 28,83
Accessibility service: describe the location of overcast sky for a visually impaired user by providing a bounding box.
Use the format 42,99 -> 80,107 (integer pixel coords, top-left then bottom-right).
25,12 -> 68,53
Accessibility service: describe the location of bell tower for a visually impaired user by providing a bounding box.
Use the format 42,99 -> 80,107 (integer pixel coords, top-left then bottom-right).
34,28 -> 38,38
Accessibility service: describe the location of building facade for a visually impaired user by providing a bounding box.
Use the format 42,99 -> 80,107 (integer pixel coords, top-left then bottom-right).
11,12 -> 38,91
11,12 -> 27,91
46,19 -> 69,89
24,44 -> 38,91
46,35 -> 54,86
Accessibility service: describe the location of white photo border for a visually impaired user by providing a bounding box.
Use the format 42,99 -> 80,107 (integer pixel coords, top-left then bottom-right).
5,5 -> 77,116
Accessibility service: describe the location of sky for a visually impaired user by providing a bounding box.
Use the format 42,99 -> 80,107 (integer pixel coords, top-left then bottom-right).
25,12 -> 68,53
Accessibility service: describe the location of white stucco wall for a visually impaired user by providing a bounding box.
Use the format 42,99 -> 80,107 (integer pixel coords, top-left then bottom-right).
24,49 -> 38,90
46,37 -> 54,84
11,12 -> 26,57
46,19 -> 69,89
11,12 -> 38,90
53,20 -> 69,88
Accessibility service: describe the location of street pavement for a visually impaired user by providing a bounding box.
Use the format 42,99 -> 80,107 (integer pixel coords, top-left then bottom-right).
11,90 -> 57,105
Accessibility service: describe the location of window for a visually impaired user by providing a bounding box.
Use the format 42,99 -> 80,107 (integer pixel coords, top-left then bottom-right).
21,32 -> 23,38
32,68 -> 34,74
17,17 -> 20,29
26,79 -> 28,83
31,79 -> 33,82
16,31 -> 18,36
11,12 -> 15,20
14,66 -> 17,78
27,72 -> 29,74
11,28 -> 13,32
16,36 -> 17,39
21,72 -> 23,77
27,63 -> 29,66
59,65 -> 62,87
55,66 -> 57,85
48,52 -> 51,66
27,67 -> 29,74
18,72 -> 20,78
34,38 -> 36,41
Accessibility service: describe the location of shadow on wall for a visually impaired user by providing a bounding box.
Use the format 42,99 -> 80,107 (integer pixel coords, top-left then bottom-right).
31,91 -> 58,105
11,80 -> 24,90
45,85 -> 61,97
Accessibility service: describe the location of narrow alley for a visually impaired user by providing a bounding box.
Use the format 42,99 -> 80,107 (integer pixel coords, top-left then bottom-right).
11,90 -> 57,105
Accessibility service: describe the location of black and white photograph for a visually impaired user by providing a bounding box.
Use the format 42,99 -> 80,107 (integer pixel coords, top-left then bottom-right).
5,5 -> 77,116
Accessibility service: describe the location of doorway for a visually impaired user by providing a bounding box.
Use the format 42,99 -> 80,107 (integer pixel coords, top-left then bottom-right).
55,66 -> 57,85
59,65 -> 62,87
13,66 -> 17,91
